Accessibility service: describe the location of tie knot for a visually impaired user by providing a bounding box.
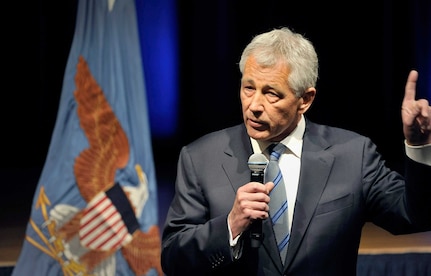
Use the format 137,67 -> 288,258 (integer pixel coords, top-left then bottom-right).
268,143 -> 286,161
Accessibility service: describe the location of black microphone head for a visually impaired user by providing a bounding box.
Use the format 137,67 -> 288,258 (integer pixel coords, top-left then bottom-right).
248,153 -> 268,172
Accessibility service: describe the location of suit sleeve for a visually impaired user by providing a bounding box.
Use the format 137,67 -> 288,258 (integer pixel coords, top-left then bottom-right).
364,138 -> 431,234
403,157 -> 431,228
161,145 -> 235,275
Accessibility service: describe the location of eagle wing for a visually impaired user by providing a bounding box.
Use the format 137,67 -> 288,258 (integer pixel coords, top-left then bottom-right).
73,55 -> 129,202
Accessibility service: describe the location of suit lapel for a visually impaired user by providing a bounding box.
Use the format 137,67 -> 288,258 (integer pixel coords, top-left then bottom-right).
284,122 -> 335,270
221,124 -> 254,192
262,216 -> 285,272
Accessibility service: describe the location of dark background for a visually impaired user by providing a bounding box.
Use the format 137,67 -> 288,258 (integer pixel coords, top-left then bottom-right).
2,0 -> 430,229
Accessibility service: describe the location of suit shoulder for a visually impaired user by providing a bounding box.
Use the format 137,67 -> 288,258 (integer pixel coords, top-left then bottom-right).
307,120 -> 371,144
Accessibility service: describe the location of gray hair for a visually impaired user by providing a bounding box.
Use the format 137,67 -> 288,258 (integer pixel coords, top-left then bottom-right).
239,27 -> 318,97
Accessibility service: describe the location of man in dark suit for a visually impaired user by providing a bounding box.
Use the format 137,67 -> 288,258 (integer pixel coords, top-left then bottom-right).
161,27 -> 431,275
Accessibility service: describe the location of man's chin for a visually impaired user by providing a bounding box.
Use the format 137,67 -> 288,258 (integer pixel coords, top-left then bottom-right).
246,128 -> 270,141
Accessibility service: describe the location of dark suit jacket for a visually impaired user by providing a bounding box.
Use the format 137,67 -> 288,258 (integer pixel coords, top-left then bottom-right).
161,119 -> 431,276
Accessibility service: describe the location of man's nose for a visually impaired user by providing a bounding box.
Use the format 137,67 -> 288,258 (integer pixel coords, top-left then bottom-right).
249,92 -> 265,112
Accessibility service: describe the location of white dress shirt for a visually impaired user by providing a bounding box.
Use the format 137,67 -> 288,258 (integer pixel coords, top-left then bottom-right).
250,115 -> 305,233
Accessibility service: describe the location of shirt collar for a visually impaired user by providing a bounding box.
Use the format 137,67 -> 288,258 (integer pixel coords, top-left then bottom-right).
251,115 -> 305,158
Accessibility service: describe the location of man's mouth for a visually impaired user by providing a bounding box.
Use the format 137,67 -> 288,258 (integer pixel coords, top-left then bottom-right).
248,119 -> 267,130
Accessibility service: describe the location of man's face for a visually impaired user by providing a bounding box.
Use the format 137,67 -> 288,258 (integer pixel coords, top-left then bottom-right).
240,55 -> 312,142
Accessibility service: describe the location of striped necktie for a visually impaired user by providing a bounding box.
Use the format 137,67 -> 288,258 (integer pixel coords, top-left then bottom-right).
265,143 -> 289,264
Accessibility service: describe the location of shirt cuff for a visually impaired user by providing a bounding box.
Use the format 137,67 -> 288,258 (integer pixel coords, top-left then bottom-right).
405,141 -> 431,166
227,218 -> 242,259
228,219 -> 241,246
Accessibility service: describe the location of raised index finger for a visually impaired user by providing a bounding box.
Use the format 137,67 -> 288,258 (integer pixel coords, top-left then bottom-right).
403,70 -> 418,103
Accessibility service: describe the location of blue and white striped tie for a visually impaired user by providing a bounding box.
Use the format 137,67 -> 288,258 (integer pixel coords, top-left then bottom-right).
266,143 -> 289,264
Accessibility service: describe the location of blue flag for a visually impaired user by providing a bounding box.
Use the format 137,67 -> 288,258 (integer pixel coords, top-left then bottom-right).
12,0 -> 162,275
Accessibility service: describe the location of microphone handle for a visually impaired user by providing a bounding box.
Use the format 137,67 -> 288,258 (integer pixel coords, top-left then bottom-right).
250,170 -> 264,248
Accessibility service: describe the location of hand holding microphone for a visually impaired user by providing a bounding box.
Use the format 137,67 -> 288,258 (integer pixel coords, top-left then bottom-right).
227,154 -> 272,245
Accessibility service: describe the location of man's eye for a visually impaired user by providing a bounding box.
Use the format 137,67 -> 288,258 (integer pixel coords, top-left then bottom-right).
243,86 -> 255,95
265,92 -> 281,103
267,92 -> 279,98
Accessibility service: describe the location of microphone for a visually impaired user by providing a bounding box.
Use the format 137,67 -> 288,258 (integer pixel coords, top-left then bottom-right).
247,153 -> 268,248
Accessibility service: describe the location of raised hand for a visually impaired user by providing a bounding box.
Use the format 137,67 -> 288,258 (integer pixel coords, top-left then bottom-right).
401,70 -> 431,145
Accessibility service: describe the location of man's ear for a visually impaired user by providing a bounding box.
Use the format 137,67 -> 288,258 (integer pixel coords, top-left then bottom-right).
299,87 -> 316,114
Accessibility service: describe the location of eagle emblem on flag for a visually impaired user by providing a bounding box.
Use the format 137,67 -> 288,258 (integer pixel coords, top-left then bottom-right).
25,56 -> 163,275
